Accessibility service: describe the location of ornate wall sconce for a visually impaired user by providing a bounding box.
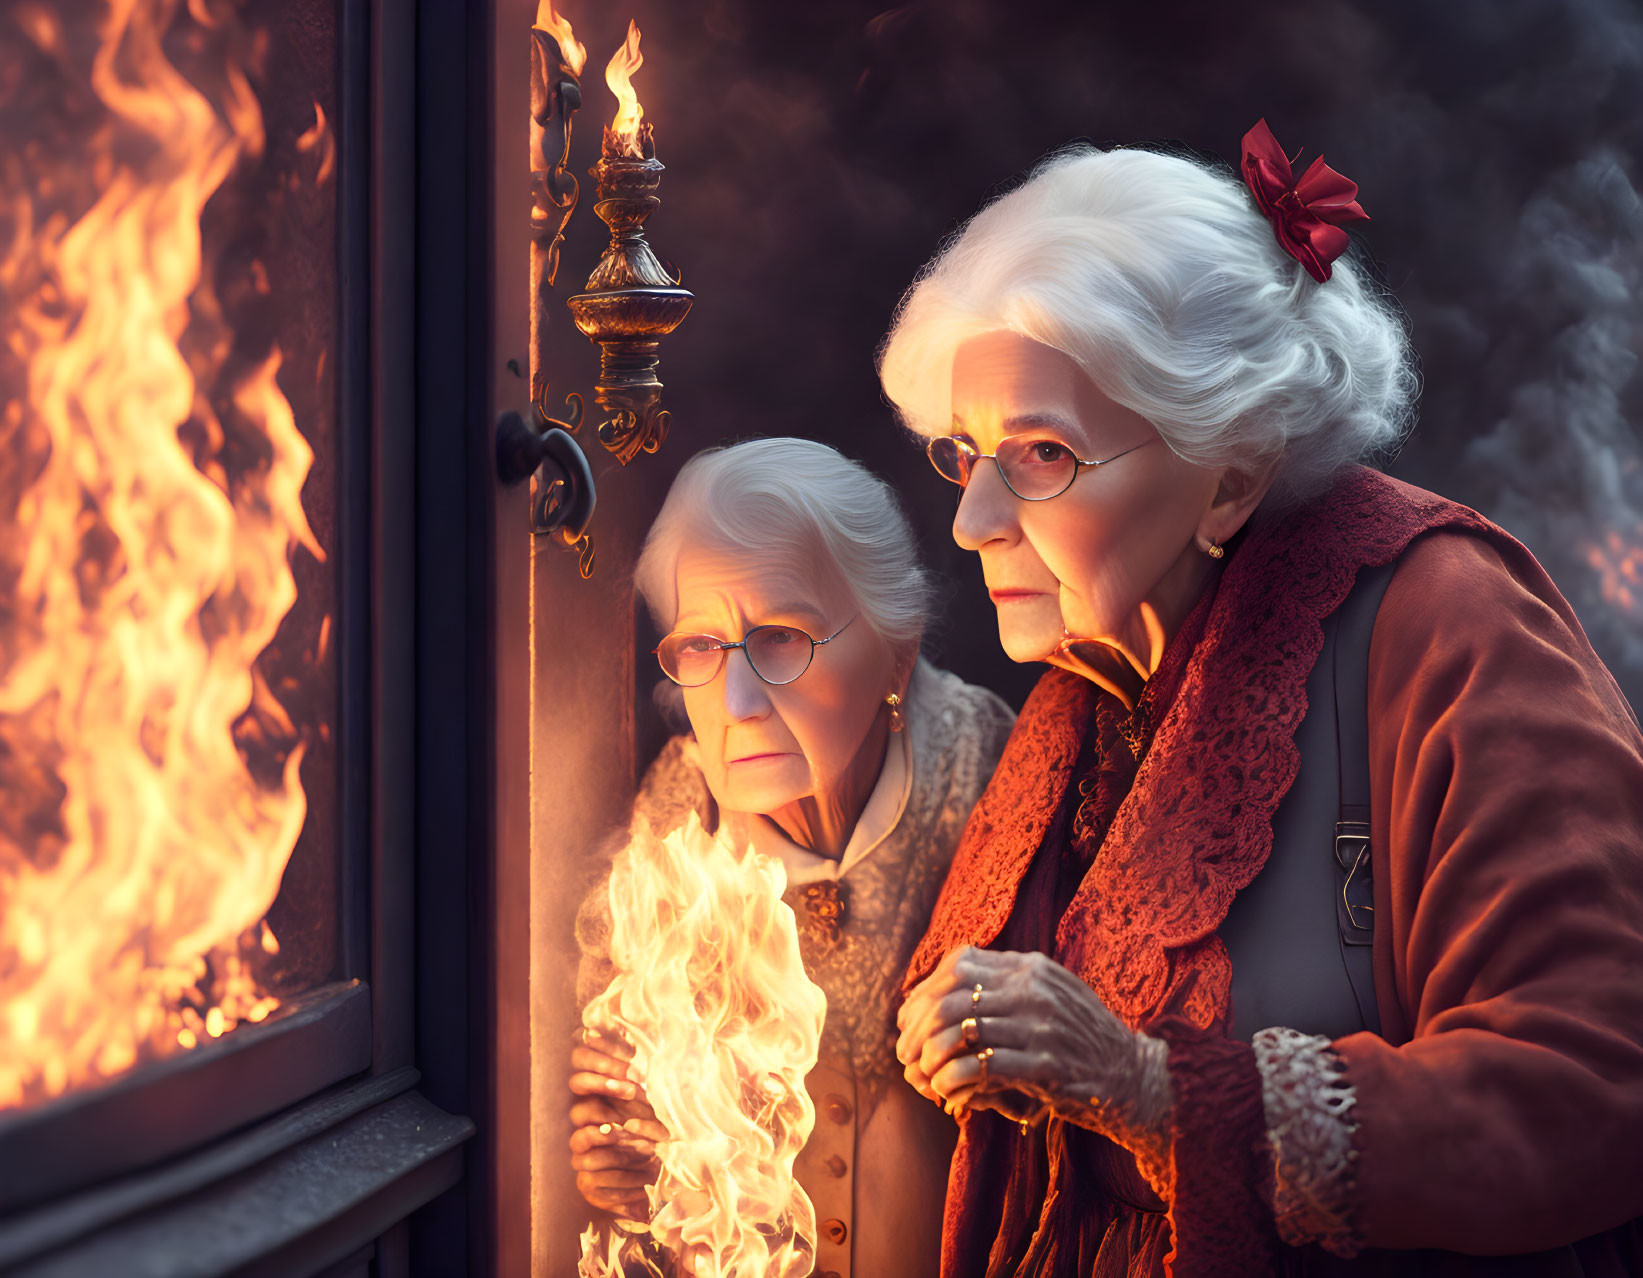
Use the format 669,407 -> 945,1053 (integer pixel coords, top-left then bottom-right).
494,8 -> 693,578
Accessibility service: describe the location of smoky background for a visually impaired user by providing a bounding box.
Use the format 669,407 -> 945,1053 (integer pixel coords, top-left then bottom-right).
542,0 -> 1643,717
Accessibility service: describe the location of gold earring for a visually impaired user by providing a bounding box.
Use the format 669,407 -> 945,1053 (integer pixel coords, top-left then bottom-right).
885,691 -> 905,733
1206,539 -> 1225,560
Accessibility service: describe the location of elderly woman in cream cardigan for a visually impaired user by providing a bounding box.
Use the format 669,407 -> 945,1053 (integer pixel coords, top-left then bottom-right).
570,438 -> 1014,1278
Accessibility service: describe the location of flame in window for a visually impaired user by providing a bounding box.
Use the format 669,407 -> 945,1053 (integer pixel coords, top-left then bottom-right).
0,1 -> 317,1107
578,814 -> 825,1278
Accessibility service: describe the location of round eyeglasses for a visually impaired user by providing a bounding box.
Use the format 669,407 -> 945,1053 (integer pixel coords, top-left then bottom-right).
655,616 -> 856,688
926,434 -> 1155,501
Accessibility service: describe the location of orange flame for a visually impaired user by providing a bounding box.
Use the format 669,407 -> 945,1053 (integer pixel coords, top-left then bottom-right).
0,1 -> 316,1108
1585,526 -> 1643,616
295,99 -> 335,189
535,0 -> 587,77
603,19 -> 647,158
578,814 -> 825,1278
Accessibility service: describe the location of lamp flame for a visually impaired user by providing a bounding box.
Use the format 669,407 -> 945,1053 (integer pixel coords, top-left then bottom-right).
535,0 -> 586,77
578,814 -> 825,1278
603,19 -> 647,159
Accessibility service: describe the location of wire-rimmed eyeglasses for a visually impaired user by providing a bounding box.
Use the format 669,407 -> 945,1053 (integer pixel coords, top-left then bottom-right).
655,616 -> 856,688
926,435 -> 1155,501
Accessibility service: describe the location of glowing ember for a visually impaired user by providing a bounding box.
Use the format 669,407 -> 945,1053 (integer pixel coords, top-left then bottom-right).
0,1 -> 318,1108
535,0 -> 587,76
1585,526 -> 1643,616
578,814 -> 825,1278
603,19 -> 649,159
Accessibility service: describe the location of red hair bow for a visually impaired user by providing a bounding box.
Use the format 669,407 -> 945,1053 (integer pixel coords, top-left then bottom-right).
1240,118 -> 1369,283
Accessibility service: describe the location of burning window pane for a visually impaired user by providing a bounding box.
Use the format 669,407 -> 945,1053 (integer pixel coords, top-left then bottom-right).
0,0 -> 339,1110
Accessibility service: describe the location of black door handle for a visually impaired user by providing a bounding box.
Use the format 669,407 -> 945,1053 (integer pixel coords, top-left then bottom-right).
494,410 -> 596,544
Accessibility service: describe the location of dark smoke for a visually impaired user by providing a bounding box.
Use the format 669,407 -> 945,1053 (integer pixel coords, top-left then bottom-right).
553,0 -> 1643,710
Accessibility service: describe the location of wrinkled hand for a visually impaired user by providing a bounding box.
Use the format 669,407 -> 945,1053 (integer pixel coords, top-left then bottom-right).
894,947 -> 1172,1152
568,1027 -> 669,1219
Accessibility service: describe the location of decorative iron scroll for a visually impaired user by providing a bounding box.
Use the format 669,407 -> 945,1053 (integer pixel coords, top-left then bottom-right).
529,29 -> 580,291
517,17 -> 598,572
597,402 -> 671,468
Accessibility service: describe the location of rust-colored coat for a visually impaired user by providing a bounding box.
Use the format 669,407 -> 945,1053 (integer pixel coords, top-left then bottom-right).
1345,528 -> 1643,1259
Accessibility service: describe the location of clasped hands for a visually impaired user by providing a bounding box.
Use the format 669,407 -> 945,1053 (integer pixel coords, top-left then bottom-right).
894,946 -> 1173,1154
570,946 -> 1175,1218
569,1026 -> 668,1220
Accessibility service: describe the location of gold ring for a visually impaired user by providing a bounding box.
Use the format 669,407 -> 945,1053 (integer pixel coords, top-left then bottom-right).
960,1016 -> 981,1049
971,983 -> 983,1012
976,1046 -> 994,1082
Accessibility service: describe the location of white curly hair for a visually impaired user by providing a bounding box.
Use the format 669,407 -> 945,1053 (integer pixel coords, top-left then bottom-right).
634,437 -> 934,651
877,144 -> 1417,505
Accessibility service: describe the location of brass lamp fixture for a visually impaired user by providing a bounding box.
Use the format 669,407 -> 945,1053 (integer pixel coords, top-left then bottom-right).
495,7 -> 693,578
567,137 -> 694,467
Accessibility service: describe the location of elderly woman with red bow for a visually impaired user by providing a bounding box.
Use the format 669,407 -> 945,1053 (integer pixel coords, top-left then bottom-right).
887,123 -> 1643,1276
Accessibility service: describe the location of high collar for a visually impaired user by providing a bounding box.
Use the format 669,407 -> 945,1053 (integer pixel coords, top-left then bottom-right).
739,719 -> 912,886
723,659 -> 932,885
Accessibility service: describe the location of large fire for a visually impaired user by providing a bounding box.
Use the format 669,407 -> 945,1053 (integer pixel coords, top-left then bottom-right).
578,814 -> 826,1278
0,1 -> 319,1107
603,19 -> 649,159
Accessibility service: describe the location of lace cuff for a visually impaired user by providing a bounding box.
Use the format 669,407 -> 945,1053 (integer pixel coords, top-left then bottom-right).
1127,1127 -> 1174,1203
1253,1027 -> 1362,1258
1079,1033 -> 1174,1201
1121,1034 -> 1173,1202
